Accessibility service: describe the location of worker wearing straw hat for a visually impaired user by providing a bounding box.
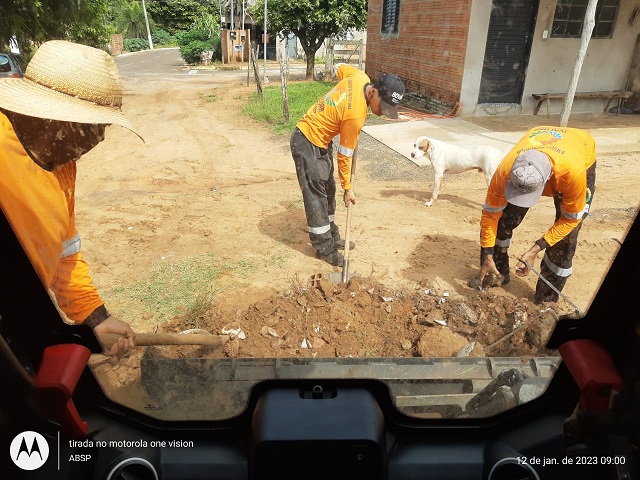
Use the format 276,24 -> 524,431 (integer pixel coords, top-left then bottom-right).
0,40 -> 143,355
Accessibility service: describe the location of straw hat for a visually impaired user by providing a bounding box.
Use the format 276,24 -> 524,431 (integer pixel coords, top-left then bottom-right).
0,40 -> 142,140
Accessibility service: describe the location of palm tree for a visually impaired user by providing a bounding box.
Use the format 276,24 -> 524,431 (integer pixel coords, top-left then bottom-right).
115,0 -> 151,39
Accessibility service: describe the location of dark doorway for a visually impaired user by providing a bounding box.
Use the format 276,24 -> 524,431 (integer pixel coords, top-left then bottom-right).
478,0 -> 538,104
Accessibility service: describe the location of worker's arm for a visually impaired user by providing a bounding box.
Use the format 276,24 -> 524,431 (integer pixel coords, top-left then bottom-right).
51,251 -> 135,355
480,162 -> 511,251
336,118 -> 364,193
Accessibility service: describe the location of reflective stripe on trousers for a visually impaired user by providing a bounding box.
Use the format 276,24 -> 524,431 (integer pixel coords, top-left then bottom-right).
290,128 -> 340,255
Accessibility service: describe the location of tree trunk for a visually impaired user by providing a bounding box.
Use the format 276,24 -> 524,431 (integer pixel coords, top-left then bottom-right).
304,50 -> 316,79
559,0 -> 597,127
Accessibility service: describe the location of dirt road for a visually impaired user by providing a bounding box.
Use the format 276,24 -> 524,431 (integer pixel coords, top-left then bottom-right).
76,73 -> 639,358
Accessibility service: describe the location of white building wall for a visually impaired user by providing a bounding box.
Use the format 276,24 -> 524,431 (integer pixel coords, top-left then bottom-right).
461,0 -> 640,116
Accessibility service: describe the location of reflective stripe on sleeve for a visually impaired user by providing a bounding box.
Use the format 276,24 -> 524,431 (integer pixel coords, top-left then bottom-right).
61,233 -> 81,258
543,254 -> 572,277
483,203 -> 505,213
337,144 -> 354,157
562,210 -> 584,220
329,214 -> 335,222
562,201 -> 591,220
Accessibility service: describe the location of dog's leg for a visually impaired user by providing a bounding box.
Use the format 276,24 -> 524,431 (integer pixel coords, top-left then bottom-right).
424,170 -> 443,207
483,167 -> 494,185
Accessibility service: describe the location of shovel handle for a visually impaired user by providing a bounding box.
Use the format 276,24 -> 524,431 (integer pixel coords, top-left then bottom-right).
342,144 -> 357,283
98,332 -> 229,347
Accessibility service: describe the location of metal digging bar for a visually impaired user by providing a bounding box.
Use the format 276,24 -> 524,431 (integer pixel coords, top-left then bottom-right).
518,259 -> 583,316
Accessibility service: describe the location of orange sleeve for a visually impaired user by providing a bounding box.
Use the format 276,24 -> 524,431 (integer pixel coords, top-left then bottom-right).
480,160 -> 512,248
49,252 -> 105,323
337,118 -> 364,190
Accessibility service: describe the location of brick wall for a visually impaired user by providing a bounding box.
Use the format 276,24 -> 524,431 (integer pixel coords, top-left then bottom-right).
110,34 -> 123,56
366,0 -> 472,113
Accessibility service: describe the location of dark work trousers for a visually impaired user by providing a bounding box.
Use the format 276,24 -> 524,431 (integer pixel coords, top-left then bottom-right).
481,162 -> 596,304
290,127 -> 341,255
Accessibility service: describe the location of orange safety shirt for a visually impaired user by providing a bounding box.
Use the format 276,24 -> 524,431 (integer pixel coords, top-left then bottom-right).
481,126 -> 596,249
0,112 -> 104,322
296,64 -> 370,191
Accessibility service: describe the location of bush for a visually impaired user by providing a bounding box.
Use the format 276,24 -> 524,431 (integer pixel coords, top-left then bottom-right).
124,38 -> 149,52
176,29 -> 221,65
179,40 -> 211,64
152,29 -> 176,47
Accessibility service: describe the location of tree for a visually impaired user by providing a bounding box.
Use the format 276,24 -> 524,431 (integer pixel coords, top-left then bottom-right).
559,0 -> 597,127
0,0 -> 111,54
116,0 -> 152,38
147,0 -> 212,34
252,0 -> 367,79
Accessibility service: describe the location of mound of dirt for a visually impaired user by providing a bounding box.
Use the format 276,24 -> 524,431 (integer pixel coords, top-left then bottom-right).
162,275 -> 568,359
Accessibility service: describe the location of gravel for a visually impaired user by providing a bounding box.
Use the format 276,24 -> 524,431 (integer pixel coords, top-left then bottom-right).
332,115 -> 433,183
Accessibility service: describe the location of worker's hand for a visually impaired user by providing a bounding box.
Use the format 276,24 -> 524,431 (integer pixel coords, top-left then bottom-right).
478,254 -> 501,286
343,189 -> 356,208
515,244 -> 542,277
94,315 -> 136,357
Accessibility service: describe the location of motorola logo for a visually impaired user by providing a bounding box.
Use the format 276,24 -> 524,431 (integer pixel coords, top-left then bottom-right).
10,431 -> 49,470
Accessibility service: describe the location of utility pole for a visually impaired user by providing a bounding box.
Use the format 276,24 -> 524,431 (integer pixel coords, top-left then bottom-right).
263,0 -> 268,83
141,0 -> 154,49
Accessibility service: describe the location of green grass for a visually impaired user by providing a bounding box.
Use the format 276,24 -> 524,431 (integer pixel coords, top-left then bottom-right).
242,80 -> 337,134
105,253 -> 231,322
103,250 -> 292,325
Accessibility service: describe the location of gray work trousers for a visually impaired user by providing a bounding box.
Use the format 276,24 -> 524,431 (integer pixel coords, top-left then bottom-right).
290,127 -> 341,255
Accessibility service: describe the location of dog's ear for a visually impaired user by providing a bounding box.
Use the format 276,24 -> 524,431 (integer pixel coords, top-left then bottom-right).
419,138 -> 431,154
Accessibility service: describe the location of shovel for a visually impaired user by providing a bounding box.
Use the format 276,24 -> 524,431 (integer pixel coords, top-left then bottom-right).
329,144 -> 358,284
98,332 -> 229,348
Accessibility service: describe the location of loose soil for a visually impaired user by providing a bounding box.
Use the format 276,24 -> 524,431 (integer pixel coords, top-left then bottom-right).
77,73 -> 638,366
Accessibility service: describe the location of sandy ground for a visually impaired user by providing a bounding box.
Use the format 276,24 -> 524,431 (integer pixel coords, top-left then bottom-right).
76,74 -> 640,360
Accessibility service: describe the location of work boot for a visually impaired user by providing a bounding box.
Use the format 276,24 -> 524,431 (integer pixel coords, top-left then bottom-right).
316,250 -> 344,266
334,239 -> 355,250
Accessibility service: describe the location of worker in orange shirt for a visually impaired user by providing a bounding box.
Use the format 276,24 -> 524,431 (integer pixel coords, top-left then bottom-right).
472,126 -> 596,304
291,64 -> 405,266
0,40 -> 141,355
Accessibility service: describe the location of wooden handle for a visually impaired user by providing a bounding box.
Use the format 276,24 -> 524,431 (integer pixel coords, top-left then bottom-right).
345,142 -> 357,263
98,332 -> 229,347
343,202 -> 353,263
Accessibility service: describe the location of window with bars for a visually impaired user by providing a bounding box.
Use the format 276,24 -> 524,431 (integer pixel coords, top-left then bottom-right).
551,0 -> 619,38
382,0 -> 401,34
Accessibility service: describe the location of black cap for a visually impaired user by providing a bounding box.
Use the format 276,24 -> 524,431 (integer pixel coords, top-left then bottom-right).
375,73 -> 405,119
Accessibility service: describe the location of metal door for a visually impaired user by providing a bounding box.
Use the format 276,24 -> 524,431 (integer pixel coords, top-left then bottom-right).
478,0 -> 538,104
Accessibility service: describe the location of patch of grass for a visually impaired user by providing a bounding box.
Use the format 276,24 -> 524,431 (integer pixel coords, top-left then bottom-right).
268,252 -> 289,269
242,80 -> 337,134
201,93 -> 221,102
105,253 -> 234,322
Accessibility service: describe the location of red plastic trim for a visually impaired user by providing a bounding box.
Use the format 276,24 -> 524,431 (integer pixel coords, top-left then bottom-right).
559,339 -> 624,411
34,344 -> 91,438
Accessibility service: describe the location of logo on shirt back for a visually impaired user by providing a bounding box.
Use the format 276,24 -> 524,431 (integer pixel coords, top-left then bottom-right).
527,129 -> 562,148
325,90 -> 347,108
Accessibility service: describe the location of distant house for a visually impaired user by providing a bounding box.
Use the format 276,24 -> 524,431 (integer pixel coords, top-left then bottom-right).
365,0 -> 640,115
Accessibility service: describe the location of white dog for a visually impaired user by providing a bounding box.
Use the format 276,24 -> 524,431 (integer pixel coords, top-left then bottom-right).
410,136 -> 504,206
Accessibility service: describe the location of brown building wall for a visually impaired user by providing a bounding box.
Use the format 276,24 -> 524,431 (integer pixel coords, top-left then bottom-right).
365,0 -> 472,112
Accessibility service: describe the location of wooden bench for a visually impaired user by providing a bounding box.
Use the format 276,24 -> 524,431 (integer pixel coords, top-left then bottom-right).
532,90 -> 633,117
